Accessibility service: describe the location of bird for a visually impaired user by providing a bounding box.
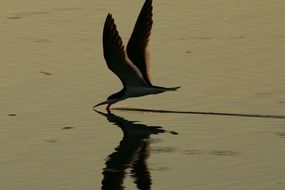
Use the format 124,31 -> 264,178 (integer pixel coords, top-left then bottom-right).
94,0 -> 180,112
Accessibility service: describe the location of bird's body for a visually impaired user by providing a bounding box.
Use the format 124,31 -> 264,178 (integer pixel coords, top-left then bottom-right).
116,86 -> 179,100
95,0 -> 180,112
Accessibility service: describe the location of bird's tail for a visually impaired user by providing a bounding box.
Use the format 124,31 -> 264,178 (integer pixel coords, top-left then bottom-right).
152,86 -> 181,91
164,86 -> 181,91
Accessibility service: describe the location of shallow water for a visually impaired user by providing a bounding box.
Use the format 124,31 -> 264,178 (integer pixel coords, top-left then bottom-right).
1,0 -> 285,189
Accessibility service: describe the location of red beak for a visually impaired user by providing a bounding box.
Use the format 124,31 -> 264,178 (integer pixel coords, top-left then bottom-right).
94,101 -> 108,108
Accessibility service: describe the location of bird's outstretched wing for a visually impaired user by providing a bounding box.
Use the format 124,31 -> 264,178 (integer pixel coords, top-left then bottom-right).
127,0 -> 153,86
103,14 -> 148,88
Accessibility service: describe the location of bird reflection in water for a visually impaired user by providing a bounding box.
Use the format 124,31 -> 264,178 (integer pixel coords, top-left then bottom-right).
95,110 -> 177,190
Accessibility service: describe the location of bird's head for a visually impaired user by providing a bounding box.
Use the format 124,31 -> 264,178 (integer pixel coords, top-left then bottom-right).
94,89 -> 126,110
94,95 -> 121,108
106,93 -> 123,105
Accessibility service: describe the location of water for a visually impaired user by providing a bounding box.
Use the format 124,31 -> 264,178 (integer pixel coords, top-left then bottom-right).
1,0 -> 285,189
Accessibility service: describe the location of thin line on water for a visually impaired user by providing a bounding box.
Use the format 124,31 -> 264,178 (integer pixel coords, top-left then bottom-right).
112,107 -> 285,119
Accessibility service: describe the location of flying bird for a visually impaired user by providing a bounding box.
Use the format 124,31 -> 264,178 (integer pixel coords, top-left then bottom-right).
94,0 -> 180,112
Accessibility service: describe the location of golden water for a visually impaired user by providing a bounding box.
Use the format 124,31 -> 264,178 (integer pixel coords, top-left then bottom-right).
1,0 -> 285,189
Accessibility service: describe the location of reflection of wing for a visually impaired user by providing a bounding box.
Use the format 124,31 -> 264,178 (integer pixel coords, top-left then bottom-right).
131,142 -> 151,189
95,110 -> 166,190
97,111 -> 156,190
127,0 -> 153,86
103,14 -> 148,88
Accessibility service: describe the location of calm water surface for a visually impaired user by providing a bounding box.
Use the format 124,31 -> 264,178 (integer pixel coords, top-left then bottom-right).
0,0 -> 285,189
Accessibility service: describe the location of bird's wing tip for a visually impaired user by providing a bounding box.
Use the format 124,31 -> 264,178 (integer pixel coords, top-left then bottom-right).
106,13 -> 113,20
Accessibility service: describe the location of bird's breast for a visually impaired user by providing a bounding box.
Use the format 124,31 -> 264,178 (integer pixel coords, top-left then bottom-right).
125,87 -> 165,98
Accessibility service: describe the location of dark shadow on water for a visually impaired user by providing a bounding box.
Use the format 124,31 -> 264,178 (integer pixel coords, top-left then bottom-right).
112,107 -> 285,119
95,110 -> 177,190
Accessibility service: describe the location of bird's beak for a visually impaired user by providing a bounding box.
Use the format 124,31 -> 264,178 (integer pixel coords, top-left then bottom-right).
94,101 -> 108,108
